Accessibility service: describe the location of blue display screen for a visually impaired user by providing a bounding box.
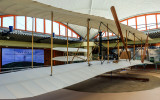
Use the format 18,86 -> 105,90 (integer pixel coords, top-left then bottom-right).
2,48 -> 44,66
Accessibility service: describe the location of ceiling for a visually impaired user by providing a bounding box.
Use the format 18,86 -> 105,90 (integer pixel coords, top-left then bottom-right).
35,0 -> 160,38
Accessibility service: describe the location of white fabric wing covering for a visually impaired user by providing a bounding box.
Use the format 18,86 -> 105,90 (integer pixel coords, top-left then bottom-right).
0,0 -> 151,41
53,47 -> 87,52
53,56 -> 87,61
0,60 -> 152,99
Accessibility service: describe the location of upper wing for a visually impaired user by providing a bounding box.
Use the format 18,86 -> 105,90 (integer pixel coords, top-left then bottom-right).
0,0 -> 151,41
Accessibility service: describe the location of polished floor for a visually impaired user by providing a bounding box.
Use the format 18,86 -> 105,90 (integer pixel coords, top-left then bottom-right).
0,60 -> 150,99
4,70 -> 160,100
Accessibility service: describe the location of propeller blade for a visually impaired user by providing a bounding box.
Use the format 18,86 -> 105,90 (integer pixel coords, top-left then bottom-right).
111,6 -> 130,61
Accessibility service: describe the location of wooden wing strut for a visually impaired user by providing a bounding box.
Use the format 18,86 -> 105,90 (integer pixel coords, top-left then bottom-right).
141,34 -> 149,63
110,6 -> 130,61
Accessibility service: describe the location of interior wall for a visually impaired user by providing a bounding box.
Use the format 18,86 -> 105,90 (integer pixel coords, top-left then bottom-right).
44,49 -> 64,66
0,47 -> 64,72
0,47 -> 44,71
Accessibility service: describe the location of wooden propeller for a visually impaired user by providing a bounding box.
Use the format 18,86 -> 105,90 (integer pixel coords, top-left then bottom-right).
110,6 -> 130,61
141,34 -> 149,63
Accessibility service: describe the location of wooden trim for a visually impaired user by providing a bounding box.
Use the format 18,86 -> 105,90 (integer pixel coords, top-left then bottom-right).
59,23 -> 60,36
145,15 -> 147,30
135,17 -> 137,30
14,16 -> 16,29
117,35 -> 119,60
133,33 -> 135,60
156,14 -> 158,29
35,18 -> 37,32
44,19 -> 46,33
53,50 -> 55,65
141,34 -> 149,63
25,16 -> 27,31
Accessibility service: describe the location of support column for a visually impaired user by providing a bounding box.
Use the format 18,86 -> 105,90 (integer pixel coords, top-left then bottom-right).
147,42 -> 149,60
107,24 -> 109,63
141,34 -> 149,63
87,19 -> 90,65
67,23 -> 69,64
133,33 -> 135,60
84,46 -> 92,60
141,37 -> 142,60
99,31 -> 102,60
32,17 -> 34,69
126,30 -> 127,49
126,30 -> 128,60
51,12 -> 54,76
117,33 -> 119,61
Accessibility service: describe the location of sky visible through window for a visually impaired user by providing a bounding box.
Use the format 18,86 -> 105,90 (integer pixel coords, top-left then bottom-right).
1,15 -> 78,38
121,14 -> 159,31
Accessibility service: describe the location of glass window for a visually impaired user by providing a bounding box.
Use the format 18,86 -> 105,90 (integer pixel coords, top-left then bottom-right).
68,29 -> 72,37
109,32 -> 113,36
53,22 -> 59,35
16,16 -> 25,30
121,20 -> 127,25
106,32 -> 113,36
73,32 -> 77,37
137,16 -> 146,31
102,32 -> 106,37
3,16 -> 14,28
45,19 -> 51,34
60,25 -> 65,36
146,15 -> 156,29
36,18 -> 44,33
157,14 -> 160,28
106,32 -> 111,36
128,18 -> 136,29
27,17 -> 35,31
0,18 -> 1,27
